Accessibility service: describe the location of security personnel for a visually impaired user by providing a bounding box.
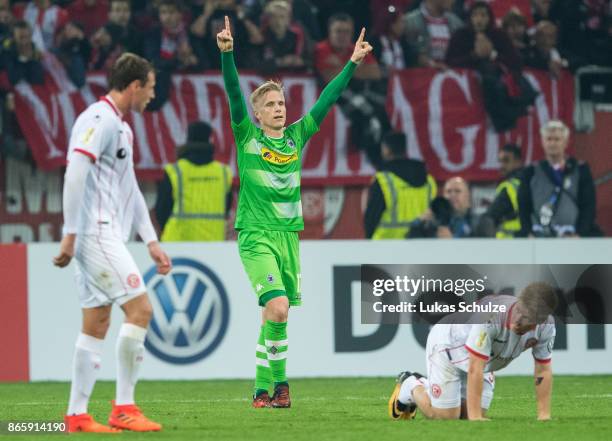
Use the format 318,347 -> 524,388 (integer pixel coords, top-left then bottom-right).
480,144 -> 524,238
155,121 -> 233,241
364,131 -> 437,239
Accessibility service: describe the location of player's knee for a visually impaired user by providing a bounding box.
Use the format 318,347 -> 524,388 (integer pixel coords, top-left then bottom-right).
122,293 -> 153,326
265,296 -> 289,322
84,315 -> 111,339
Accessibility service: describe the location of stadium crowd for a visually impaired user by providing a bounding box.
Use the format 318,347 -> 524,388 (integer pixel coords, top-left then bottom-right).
0,0 -> 609,239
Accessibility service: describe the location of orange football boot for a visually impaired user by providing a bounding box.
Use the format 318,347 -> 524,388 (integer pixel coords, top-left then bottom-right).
108,401 -> 162,432
64,413 -> 121,433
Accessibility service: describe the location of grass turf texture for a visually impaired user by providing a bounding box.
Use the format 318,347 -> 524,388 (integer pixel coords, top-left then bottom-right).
1,376 -> 611,440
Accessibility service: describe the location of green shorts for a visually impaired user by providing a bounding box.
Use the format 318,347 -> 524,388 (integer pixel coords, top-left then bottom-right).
237,230 -> 301,307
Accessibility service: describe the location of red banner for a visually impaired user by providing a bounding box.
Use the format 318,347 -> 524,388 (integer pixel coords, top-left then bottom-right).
387,68 -> 574,181
13,68 -> 573,183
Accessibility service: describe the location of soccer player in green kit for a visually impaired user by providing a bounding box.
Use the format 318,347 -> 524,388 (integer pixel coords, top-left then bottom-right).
217,16 -> 373,408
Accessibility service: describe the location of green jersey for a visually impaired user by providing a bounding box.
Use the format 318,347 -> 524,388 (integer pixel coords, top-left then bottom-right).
231,115 -> 318,230
221,51 -> 356,231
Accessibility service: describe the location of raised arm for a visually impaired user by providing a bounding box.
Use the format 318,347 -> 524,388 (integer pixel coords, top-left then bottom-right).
218,16 -> 248,124
309,28 -> 373,126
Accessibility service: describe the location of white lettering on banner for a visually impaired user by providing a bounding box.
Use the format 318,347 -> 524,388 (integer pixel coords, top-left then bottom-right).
524,72 -> 550,129
390,74 -> 423,160
11,69 -> 574,183
15,82 -> 63,159
161,98 -> 184,151
152,112 -> 168,164
0,224 -> 34,242
429,70 -> 479,172
482,123 -> 500,170
283,77 -> 317,118
58,92 -> 76,145
132,112 -> 154,169
6,157 -> 61,214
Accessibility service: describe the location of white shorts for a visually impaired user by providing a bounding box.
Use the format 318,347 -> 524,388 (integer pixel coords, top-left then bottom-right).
74,234 -> 145,308
426,326 -> 495,410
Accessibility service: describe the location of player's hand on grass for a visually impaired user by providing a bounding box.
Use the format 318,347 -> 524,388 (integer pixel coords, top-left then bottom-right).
53,234 -> 76,268
217,15 -> 233,52
350,28 -> 373,64
148,241 -> 172,275
469,416 -> 491,421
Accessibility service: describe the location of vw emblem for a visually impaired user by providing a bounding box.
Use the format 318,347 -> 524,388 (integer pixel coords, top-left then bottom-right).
143,258 -> 230,364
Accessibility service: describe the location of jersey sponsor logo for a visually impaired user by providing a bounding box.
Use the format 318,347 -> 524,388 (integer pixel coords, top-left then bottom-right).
267,274 -> 275,283
116,148 -> 127,159
127,273 -> 141,289
431,384 -> 442,399
143,258 -> 230,364
261,147 -> 298,165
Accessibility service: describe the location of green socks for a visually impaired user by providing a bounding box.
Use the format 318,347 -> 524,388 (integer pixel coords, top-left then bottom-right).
264,320 -> 288,386
254,325 -> 272,396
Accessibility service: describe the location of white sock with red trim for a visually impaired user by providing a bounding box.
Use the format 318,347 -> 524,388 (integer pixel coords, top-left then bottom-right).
115,323 -> 147,405
398,375 -> 428,404
67,333 -> 104,415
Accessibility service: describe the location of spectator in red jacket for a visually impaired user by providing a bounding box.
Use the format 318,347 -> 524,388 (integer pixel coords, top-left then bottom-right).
67,0 -> 109,38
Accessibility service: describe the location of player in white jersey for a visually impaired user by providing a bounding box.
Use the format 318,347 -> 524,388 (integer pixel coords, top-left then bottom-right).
388,282 -> 557,421
53,53 -> 172,433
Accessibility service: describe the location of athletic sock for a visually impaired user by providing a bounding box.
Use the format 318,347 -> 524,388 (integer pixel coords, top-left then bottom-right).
67,333 -> 104,415
399,375 -> 428,404
115,323 -> 147,405
254,325 -> 272,396
264,320 -> 288,386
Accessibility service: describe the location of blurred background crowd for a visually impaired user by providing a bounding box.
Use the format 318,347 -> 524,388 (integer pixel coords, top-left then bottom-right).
0,0 -> 610,241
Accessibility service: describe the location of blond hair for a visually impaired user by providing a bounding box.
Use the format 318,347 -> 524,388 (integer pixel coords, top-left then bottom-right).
249,80 -> 284,109
518,282 -> 558,323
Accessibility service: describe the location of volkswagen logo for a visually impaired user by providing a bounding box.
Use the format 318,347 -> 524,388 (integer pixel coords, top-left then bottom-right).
143,258 -> 230,364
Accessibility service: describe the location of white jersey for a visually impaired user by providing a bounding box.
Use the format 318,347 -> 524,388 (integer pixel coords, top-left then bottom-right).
433,295 -> 555,373
67,96 -> 142,241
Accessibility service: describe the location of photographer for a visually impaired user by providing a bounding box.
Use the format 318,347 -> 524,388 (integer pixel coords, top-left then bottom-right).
409,177 -> 481,238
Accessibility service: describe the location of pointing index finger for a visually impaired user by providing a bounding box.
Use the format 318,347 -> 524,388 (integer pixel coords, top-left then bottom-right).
225,15 -> 230,32
356,27 -> 365,44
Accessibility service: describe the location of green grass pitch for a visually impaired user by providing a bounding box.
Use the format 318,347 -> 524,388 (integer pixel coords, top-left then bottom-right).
1,376 -> 611,440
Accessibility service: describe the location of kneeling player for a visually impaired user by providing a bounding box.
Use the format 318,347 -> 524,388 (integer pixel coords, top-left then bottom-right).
389,282 -> 557,421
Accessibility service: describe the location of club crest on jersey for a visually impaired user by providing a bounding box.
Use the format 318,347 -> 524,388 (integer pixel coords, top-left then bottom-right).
431,384 -> 442,399
261,147 -> 297,165
287,138 -> 295,149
